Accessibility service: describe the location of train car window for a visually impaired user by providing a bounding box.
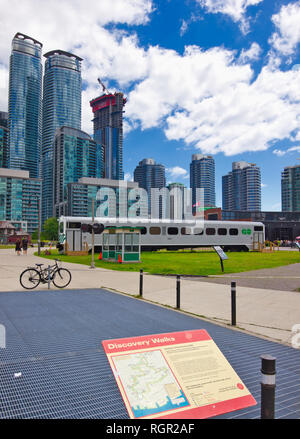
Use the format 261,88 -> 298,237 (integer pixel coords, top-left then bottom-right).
181,227 -> 191,235
193,228 -> 204,235
150,227 -> 161,235
125,233 -> 133,252
254,226 -> 263,231
229,228 -> 238,235
206,228 -> 216,235
140,227 -> 147,235
132,234 -> 139,245
218,228 -> 227,235
116,234 -> 122,251
168,227 -> 178,235
67,222 -> 81,229
103,234 -> 109,250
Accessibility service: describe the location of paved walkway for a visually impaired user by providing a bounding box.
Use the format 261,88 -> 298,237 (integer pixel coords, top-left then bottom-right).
185,263 -> 300,292
0,248 -> 300,347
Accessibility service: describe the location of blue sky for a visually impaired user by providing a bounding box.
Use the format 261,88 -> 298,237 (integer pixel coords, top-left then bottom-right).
1,0 -> 300,210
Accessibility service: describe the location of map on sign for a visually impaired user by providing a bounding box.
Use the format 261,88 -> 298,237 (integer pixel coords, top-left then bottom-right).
214,246 -> 228,260
112,350 -> 189,418
102,330 -> 256,419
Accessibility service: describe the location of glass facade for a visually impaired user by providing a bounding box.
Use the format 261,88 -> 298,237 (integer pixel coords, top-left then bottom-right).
0,170 -> 41,234
281,165 -> 300,212
53,126 -> 97,216
66,179 -> 144,218
190,154 -> 215,208
0,126 -> 9,168
222,161 -> 261,211
8,33 -> 42,178
90,93 -> 125,181
134,158 -> 166,216
42,50 -> 82,222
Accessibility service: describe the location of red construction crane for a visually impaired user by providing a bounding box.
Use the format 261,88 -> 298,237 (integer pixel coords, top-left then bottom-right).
97,77 -> 110,95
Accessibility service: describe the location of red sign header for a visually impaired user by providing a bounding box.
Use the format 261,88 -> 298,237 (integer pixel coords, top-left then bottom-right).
102,329 -> 211,353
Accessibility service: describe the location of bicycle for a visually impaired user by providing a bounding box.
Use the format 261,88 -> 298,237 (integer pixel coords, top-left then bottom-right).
19,259 -> 72,290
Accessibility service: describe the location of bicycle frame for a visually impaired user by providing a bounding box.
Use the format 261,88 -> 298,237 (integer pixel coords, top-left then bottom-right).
35,260 -> 61,283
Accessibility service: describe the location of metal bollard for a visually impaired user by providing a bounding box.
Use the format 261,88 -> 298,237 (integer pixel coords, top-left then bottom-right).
176,275 -> 181,309
139,269 -> 143,297
261,355 -> 276,419
48,265 -> 51,289
231,281 -> 236,326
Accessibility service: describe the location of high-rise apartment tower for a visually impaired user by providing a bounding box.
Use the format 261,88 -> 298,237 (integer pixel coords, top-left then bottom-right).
190,154 -> 215,209
222,161 -> 261,211
8,33 -> 43,178
41,49 -> 82,222
90,92 -> 126,181
281,165 -> 300,212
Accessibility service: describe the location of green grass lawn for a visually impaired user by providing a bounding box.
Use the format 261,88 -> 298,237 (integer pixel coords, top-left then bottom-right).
35,249 -> 300,276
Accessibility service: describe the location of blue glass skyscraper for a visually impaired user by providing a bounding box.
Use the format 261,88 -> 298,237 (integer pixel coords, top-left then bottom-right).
42,49 -> 82,222
0,112 -> 9,168
134,158 -> 166,216
190,154 -> 216,209
8,33 -> 43,178
90,92 -> 126,181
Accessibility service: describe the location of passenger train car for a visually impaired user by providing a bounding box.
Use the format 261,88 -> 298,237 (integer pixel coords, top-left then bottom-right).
59,216 -> 265,252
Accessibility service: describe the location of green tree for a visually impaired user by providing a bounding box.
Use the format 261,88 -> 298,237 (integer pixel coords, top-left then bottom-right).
31,229 -> 46,241
43,217 -> 58,241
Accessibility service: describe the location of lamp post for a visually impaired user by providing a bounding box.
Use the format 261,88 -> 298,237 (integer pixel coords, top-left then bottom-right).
90,198 -> 95,269
28,195 -> 41,256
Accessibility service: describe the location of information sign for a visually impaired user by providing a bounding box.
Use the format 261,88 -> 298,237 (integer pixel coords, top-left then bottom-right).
102,329 -> 256,419
214,246 -> 228,260
214,246 -> 228,272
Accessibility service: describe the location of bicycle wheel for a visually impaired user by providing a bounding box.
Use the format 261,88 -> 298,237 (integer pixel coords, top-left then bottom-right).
53,268 -> 72,288
20,268 -> 41,290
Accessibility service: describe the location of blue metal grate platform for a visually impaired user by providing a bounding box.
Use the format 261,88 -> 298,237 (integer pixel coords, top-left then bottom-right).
0,288 -> 299,419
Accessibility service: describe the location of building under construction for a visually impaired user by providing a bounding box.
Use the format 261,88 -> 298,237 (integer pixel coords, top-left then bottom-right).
90,85 -> 126,181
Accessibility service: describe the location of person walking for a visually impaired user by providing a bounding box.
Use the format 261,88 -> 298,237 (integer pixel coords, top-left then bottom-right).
22,236 -> 28,255
15,239 -> 22,256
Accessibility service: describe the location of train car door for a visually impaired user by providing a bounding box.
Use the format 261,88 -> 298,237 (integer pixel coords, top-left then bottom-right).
253,231 -> 264,250
66,230 -> 74,251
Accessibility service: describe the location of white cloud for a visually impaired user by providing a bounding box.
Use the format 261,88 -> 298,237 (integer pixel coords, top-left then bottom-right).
126,44 -> 300,157
180,20 -> 189,37
166,166 -> 189,179
239,42 -> 262,63
273,146 -> 300,157
197,0 -> 263,33
273,149 -> 286,157
0,63 -> 8,111
269,1 -> 300,56
124,172 -> 133,181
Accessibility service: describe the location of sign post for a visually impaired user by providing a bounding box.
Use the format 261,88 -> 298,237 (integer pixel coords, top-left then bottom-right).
102,329 -> 256,419
214,246 -> 228,272
90,199 -> 95,269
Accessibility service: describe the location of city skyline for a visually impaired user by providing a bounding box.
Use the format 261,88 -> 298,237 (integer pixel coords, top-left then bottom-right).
1,1 -> 300,210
